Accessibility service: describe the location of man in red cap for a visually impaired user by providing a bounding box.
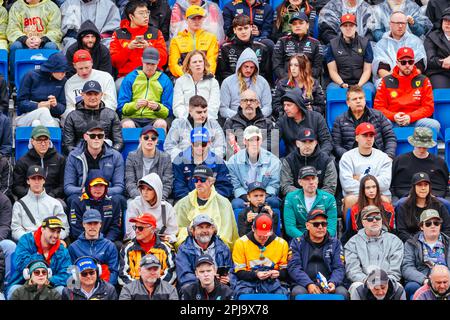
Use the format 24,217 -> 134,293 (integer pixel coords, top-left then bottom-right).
64,49 -> 117,120
118,213 -> 175,286
339,122 -> 392,214
326,14 -> 375,94
374,47 -> 439,133
232,213 -> 289,297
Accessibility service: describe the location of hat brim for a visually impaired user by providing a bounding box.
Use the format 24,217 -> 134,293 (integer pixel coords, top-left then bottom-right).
141,129 -> 159,136
340,21 -> 357,26
141,263 -> 161,268
307,213 -> 328,221
83,218 -> 102,223
142,59 -> 159,65
413,178 -> 431,185
248,187 -> 266,194
289,17 -> 307,23
129,217 -> 156,227
46,225 -> 65,230
407,136 -> 437,148
28,173 -> 45,179
421,216 -> 443,223
83,89 -> 102,94
32,133 -> 50,139
244,133 -> 263,140
187,13 -> 205,19
85,126 -> 104,133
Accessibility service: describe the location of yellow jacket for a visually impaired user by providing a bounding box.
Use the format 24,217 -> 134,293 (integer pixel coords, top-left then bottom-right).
169,28 -> 218,78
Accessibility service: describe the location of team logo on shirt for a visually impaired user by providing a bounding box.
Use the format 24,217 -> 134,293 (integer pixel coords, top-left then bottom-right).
390,91 -> 398,98
123,41 -> 129,48
236,8 -> 243,14
415,80 -> 421,87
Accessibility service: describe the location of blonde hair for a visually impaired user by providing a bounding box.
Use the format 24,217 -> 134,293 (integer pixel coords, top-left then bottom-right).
237,62 -> 258,93
182,50 -> 210,76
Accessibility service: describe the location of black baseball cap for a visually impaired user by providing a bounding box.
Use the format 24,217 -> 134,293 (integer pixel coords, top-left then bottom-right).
82,80 -> 102,93
193,165 -> 214,178
195,254 -> 215,268
298,166 -> 318,179
296,128 -> 317,141
307,208 -> 328,221
411,172 -> 431,185
27,165 -> 46,179
247,181 -> 266,194
84,120 -> 104,133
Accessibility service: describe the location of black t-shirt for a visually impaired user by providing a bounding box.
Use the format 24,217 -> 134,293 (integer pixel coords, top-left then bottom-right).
304,237 -> 331,282
84,147 -> 105,170
197,198 -> 208,206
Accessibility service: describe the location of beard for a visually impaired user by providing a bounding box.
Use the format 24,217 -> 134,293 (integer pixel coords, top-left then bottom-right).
195,234 -> 212,244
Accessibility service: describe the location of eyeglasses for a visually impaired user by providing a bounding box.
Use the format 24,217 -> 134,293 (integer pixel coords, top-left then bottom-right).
192,176 -> 208,183
80,270 -> 96,277
134,10 -> 150,16
132,225 -> 152,232
143,135 -> 158,142
424,220 -> 441,228
241,98 -> 258,104
34,138 -> 49,144
87,133 -> 105,140
364,215 -> 382,222
310,221 -> 328,228
33,269 -> 48,276
398,59 -> 414,66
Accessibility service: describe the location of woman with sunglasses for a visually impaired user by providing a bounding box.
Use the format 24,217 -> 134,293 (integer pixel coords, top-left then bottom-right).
402,209 -> 450,299
272,0 -> 316,40
10,260 -> 61,300
396,172 -> 450,243
272,54 -> 325,118
342,175 -> 395,244
173,50 -> 220,120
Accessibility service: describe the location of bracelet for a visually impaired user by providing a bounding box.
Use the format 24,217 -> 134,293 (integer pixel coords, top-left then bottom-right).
339,82 -> 345,88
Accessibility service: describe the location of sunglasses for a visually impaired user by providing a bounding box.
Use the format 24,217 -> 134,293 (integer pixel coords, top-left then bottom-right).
424,220 -> 441,228
398,59 -> 414,66
132,225 -> 151,232
192,176 -> 208,183
192,142 -> 208,148
364,215 -> 382,222
143,135 -> 158,142
87,133 -> 105,140
310,221 -> 328,228
33,269 -> 48,276
80,270 -> 96,277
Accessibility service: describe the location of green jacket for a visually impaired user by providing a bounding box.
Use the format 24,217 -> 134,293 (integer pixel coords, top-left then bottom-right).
284,188 -> 337,238
11,282 -> 61,300
7,0 -> 62,45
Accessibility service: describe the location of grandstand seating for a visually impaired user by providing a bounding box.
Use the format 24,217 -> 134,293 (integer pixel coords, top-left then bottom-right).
445,128 -> 450,170
433,89 -> 450,139
14,49 -> 59,94
121,127 -> 165,161
393,126 -> 438,156
0,49 -> 8,83
233,207 -> 282,236
15,126 -> 62,160
295,294 -> 345,300
238,293 -> 289,300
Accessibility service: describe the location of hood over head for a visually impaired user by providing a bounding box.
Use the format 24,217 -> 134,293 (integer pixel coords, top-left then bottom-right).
77,20 -> 101,50
235,47 -> 260,76
138,172 -> 163,209
84,169 -> 109,198
281,87 -> 307,112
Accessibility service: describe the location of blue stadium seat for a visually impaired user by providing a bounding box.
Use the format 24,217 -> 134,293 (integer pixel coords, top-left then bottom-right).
326,87 -> 374,130
168,0 -> 176,8
271,0 -> 283,10
238,293 -> 288,300
433,89 -> 450,138
0,49 -> 8,83
393,126 -> 438,156
312,14 -> 319,39
345,208 -> 351,232
14,49 -> 59,92
219,0 -> 231,9
295,294 -> 345,300
279,138 -> 286,158
15,126 -> 62,160
233,207 -> 282,236
445,128 -> 450,171
121,127 -> 165,161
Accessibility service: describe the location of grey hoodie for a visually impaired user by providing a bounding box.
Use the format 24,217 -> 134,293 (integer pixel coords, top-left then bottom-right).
125,173 -> 178,243
344,228 -> 404,283
219,48 -> 272,119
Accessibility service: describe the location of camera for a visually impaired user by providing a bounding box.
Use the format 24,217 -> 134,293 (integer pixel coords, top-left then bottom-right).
257,203 -> 270,214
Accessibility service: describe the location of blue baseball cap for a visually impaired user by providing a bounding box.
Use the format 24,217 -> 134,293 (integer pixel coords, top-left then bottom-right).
289,12 -> 308,23
76,257 -> 97,272
83,209 -> 102,223
190,127 -> 210,143
82,80 -> 102,93
247,181 -> 266,194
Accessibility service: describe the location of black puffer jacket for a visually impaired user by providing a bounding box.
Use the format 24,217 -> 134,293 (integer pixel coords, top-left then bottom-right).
13,147 -> 65,199
62,100 -> 123,155
0,247 -> 4,293
424,8 -> 450,78
331,108 -> 397,160
273,77 -> 325,118
65,20 -> 113,78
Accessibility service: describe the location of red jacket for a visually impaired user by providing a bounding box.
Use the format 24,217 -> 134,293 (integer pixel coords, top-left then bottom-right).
374,66 -> 434,123
110,19 -> 167,78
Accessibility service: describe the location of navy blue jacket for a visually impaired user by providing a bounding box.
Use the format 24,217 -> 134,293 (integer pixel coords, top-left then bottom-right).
172,147 -> 233,200
223,0 -> 274,40
69,170 -> 122,241
64,142 -> 125,197
0,112 -> 12,156
176,235 -> 233,288
17,69 -> 66,116
68,233 -> 119,285
287,232 -> 345,288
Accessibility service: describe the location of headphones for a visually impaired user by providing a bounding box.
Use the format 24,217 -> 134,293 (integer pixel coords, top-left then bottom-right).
72,256 -> 102,283
23,260 -> 52,280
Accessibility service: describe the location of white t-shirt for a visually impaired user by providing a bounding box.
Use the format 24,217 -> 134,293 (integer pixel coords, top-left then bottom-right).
305,195 -> 317,212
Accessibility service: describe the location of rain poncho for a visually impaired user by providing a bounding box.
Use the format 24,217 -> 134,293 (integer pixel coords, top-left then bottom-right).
371,0 -> 433,41
372,30 -> 426,84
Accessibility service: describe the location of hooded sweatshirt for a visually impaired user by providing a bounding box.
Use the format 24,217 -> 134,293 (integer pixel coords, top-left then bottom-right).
65,20 -> 113,78
7,0 -> 62,45
11,188 -> 69,241
126,173 -> 178,243
61,0 -> 120,49
219,48 -> 272,119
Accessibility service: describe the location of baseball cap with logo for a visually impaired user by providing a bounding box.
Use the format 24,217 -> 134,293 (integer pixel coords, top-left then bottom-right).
76,257 -> 98,273
83,209 -> 103,223
298,166 -> 318,179
142,47 -> 160,64
88,176 -> 108,187
42,216 -> 65,230
407,127 -> 436,148
420,209 -> 442,223
31,125 -> 51,139
247,181 -> 266,194
129,213 -> 157,228
195,254 -> 215,268
397,47 -> 415,60
73,49 -> 92,63
140,254 -> 161,268
289,12 -> 308,23
186,5 -> 206,19
82,80 -> 102,93
366,268 -> 389,289
141,124 -> 159,137
191,214 -> 215,228
254,213 -> 273,236
307,208 -> 328,221
411,172 -> 431,185
27,165 -> 46,179
340,14 -> 357,26
243,126 -> 262,140
190,127 -> 210,143
193,165 -> 214,178
360,205 -> 381,220
296,128 -> 317,141
355,122 -> 376,135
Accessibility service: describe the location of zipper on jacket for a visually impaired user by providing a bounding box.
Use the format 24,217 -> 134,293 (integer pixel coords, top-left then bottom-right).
141,73 -> 151,118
